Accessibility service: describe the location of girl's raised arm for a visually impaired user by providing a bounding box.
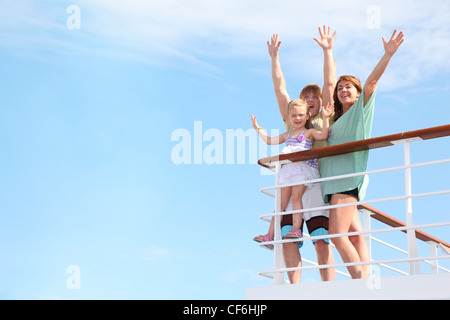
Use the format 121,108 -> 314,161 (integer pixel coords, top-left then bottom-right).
364,30 -> 404,106
251,114 -> 287,145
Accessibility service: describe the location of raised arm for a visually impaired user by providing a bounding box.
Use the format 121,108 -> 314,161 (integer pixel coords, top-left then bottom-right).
364,29 -> 404,105
267,34 -> 291,124
313,25 -> 337,107
251,114 -> 287,145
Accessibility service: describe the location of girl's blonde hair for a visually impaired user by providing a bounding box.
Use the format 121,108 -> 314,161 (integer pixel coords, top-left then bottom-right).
286,99 -> 312,132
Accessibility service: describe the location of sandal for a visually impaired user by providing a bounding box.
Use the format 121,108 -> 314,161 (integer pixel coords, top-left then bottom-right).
253,234 -> 274,250
283,228 -> 303,240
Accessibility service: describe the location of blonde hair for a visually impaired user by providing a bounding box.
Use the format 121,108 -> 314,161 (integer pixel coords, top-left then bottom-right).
286,99 -> 312,132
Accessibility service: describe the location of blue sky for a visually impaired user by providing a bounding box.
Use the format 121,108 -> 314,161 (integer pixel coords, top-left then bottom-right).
0,0 -> 449,299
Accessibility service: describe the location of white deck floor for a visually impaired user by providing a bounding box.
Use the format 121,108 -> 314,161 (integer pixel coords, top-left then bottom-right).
245,273 -> 450,300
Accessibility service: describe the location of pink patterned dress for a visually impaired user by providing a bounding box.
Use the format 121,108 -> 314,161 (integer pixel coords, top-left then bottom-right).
278,131 -> 320,188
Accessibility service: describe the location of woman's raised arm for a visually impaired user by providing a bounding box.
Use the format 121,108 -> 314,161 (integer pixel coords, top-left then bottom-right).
314,25 -> 337,107
364,29 -> 404,105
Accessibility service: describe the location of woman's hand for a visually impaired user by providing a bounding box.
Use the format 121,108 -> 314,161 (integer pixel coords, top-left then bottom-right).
382,29 -> 404,57
313,25 -> 337,51
364,29 -> 405,105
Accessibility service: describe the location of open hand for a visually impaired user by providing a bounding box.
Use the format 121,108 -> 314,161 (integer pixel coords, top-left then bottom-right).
313,25 -> 337,50
267,34 -> 282,58
321,102 -> 334,118
251,114 -> 260,130
382,30 -> 404,57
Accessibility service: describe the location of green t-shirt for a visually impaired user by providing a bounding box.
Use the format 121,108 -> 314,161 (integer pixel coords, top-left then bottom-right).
320,88 -> 377,203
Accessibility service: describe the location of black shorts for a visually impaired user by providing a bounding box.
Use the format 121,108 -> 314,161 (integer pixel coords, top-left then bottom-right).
326,188 -> 359,203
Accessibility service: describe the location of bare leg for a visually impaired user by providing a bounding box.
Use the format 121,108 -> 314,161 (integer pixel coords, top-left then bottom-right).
264,186 -> 292,239
349,209 -> 370,278
291,185 -> 306,230
280,186 -> 293,212
302,183 -> 336,281
266,215 -> 275,239
329,194 -> 367,279
314,240 -> 335,281
272,186 -> 292,240
265,213 -> 286,241
283,242 -> 302,284
278,192 -> 302,284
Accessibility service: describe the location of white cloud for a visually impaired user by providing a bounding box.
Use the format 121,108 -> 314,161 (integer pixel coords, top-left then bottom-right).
1,0 -> 449,89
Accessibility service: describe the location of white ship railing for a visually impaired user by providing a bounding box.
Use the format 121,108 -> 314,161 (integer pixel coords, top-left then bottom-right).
256,124 -> 450,284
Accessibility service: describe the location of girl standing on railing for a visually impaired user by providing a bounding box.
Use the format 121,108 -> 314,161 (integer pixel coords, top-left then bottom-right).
251,99 -> 333,244
320,30 -> 404,279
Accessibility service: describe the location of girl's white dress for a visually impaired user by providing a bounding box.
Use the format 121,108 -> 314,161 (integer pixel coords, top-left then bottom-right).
278,131 -> 320,188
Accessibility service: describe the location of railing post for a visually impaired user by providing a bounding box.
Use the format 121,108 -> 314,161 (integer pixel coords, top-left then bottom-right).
404,141 -> 421,275
361,209 -> 373,274
273,162 -> 284,285
428,242 -> 439,274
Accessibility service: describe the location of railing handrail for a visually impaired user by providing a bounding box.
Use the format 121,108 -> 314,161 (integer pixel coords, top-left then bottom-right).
358,204 -> 450,251
256,124 -> 450,282
258,124 -> 450,170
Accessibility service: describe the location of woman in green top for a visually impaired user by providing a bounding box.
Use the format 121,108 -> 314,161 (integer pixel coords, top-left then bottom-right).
320,30 -> 404,279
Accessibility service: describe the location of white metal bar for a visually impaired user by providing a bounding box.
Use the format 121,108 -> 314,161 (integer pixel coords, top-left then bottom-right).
259,272 -> 290,284
429,242 -> 439,274
260,158 -> 450,191
361,237 -> 450,275
439,243 -> 450,255
259,255 -> 450,277
259,230 -> 447,277
362,209 -> 373,274
378,263 -> 409,276
302,258 -> 351,278
438,266 -> 450,273
371,236 -> 408,255
273,162 -> 283,285
259,222 -> 450,278
370,237 -> 422,276
258,221 -> 450,247
260,189 -> 450,219
403,142 -> 421,275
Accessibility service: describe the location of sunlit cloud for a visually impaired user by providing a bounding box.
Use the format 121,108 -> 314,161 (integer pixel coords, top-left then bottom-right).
0,0 -> 449,89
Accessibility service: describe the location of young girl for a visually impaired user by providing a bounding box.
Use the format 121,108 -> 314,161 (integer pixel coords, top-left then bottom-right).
252,99 -> 333,246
